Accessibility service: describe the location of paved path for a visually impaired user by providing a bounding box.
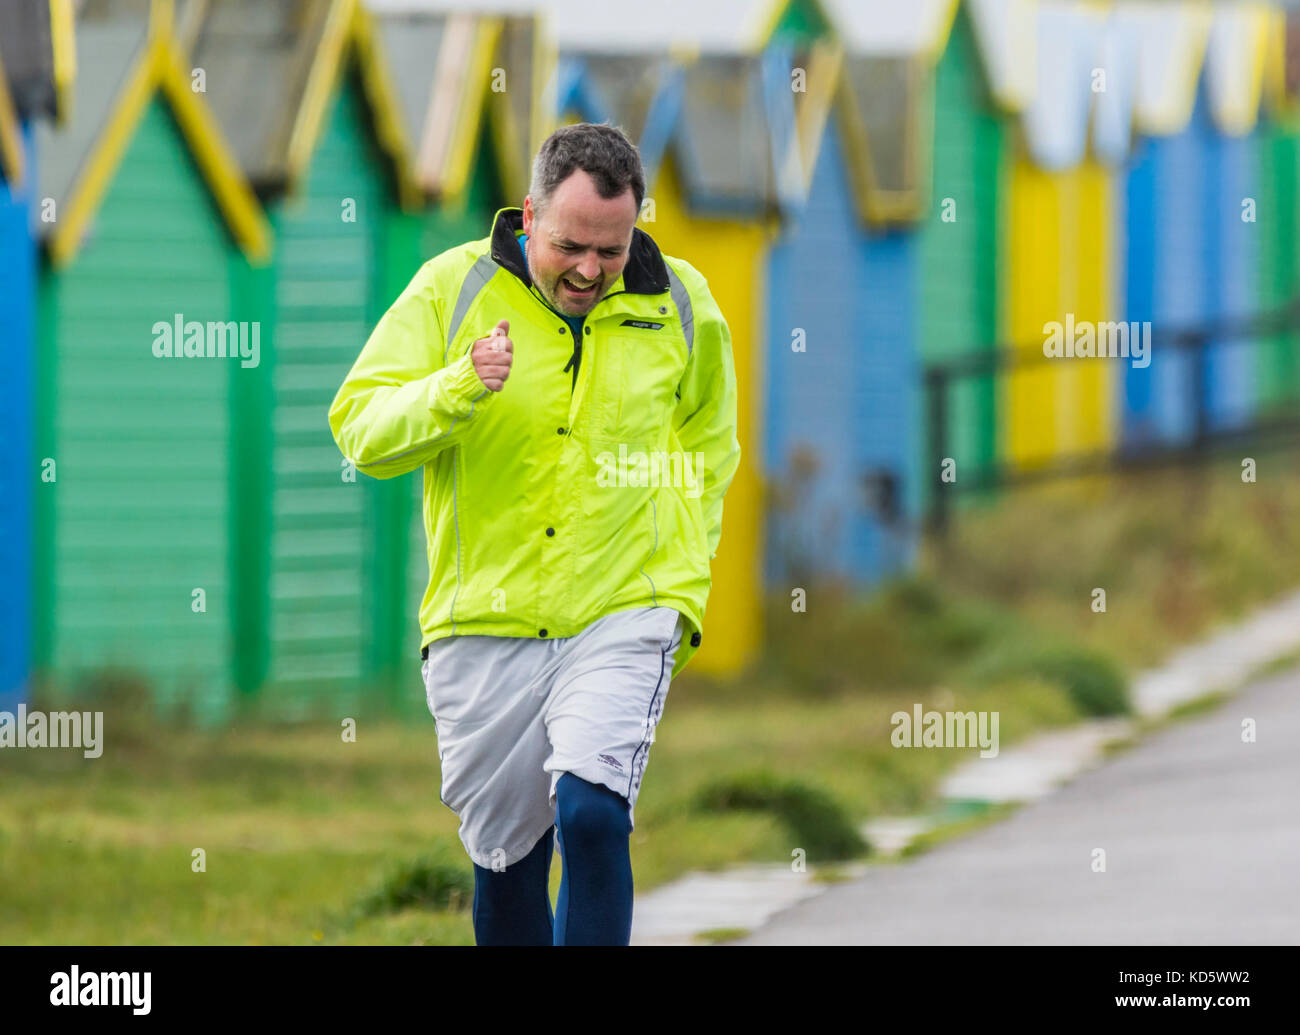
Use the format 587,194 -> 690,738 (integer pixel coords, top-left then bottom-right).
733,665 -> 1300,945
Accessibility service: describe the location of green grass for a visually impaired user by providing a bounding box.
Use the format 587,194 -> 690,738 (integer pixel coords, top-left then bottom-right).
6,454 -> 1300,944
350,848 -> 475,920
1099,734 -> 1141,760
690,770 -> 868,861
1163,690 -> 1232,722
0,676 -> 1078,944
927,457 -> 1300,669
899,802 -> 1022,859
809,865 -> 860,884
1244,647 -> 1300,682
692,927 -> 750,944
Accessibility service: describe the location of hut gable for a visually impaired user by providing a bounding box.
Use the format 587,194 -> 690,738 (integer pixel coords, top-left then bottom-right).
373,9 -> 542,203
816,0 -> 957,224
184,0 -> 426,207
34,0 -> 268,266
0,0 -> 74,125
0,53 -> 24,187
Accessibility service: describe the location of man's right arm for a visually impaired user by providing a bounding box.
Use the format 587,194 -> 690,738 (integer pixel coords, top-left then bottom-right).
328,265 -> 497,480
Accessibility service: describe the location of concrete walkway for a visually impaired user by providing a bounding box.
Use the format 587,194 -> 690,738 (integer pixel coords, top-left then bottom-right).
630,589 -> 1300,945
1131,589 -> 1300,716
734,663 -> 1300,944
630,863 -> 870,945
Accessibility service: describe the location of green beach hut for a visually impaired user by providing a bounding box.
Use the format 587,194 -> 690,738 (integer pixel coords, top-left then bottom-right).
369,6 -> 546,702
32,0 -> 269,721
184,0 -> 424,715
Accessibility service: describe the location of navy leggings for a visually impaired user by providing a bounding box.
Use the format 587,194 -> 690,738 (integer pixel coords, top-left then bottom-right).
470,772 -> 634,945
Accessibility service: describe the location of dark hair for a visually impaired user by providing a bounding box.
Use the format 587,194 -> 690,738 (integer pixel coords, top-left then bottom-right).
529,122 -> 645,217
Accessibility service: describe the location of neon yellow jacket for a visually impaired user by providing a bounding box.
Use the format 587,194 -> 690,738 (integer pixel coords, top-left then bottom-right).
328,207 -> 741,677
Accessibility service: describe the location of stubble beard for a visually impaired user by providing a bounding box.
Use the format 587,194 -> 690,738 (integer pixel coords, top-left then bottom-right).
524,239 -> 599,317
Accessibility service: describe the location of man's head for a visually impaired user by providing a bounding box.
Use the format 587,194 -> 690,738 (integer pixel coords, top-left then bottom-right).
522,122 -> 645,317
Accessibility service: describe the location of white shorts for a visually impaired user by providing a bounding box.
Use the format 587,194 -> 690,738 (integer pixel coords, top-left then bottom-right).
421,605 -> 684,870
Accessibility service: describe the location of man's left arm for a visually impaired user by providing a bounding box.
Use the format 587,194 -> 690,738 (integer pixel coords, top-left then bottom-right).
670,261 -> 741,560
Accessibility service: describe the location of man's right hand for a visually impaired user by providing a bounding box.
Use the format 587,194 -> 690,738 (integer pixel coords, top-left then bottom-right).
471,319 -> 513,392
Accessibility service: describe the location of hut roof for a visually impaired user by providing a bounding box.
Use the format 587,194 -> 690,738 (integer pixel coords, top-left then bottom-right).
0,0 -> 75,125
0,53 -> 24,187
373,7 -> 544,201
821,0 -> 954,58
962,0 -> 1273,170
183,0 -> 419,206
36,0 -> 150,215
33,0 -> 269,264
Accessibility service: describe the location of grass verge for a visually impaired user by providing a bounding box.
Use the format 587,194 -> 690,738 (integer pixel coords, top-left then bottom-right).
6,456 -> 1300,942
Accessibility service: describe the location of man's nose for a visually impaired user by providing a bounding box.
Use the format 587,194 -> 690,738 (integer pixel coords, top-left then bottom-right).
575,253 -> 601,282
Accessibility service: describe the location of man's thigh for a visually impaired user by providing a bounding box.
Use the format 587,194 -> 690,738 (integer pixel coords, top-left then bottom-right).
543,606 -> 684,830
422,635 -> 563,870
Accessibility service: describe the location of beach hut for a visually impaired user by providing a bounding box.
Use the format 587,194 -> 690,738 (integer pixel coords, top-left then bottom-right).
1115,3 -> 1268,449
916,0 -> 1010,498
0,0 -> 73,712
760,0 -> 940,585
994,0 -> 1119,473
1256,4 -> 1300,416
31,0 -> 269,720
608,47 -> 781,668
546,0 -> 819,676
184,0 -> 428,713
368,5 -> 547,698
0,51 -> 30,715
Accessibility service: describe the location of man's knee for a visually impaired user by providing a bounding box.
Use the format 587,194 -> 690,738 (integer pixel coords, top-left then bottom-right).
555,772 -> 631,847
475,825 -> 553,880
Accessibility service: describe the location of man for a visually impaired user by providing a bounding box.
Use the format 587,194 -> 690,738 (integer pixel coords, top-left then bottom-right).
328,123 -> 740,946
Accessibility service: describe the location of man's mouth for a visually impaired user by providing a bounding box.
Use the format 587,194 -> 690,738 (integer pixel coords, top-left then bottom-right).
562,277 -> 597,297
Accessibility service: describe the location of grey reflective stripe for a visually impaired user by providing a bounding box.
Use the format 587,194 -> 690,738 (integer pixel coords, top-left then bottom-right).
666,265 -> 694,359
638,496 -> 659,606
446,253 -> 499,361
449,446 -> 463,633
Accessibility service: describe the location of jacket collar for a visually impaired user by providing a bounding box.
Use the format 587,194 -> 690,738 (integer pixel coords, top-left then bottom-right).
489,206 -> 670,296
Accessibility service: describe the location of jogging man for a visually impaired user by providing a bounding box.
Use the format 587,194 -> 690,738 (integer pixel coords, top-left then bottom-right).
328,123 -> 740,945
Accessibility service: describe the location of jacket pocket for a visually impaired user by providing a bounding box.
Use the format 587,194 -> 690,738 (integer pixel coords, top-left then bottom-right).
421,640 -> 472,733
601,331 -> 681,447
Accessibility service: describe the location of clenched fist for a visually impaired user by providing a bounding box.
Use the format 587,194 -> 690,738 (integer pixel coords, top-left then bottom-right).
471,319 -> 513,392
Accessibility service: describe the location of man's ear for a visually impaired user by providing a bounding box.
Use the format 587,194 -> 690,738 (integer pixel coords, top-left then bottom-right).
522,195 -> 533,233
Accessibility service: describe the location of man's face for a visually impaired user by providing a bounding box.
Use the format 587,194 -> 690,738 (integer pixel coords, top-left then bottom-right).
521,168 -> 638,317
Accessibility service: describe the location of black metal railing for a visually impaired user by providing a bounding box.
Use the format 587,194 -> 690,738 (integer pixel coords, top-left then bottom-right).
923,300 -> 1300,536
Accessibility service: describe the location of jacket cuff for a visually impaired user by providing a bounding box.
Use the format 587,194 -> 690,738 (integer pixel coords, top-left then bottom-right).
432,350 -> 493,418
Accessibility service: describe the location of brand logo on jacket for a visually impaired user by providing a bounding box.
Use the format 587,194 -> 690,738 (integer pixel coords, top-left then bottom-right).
620,319 -> 665,330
